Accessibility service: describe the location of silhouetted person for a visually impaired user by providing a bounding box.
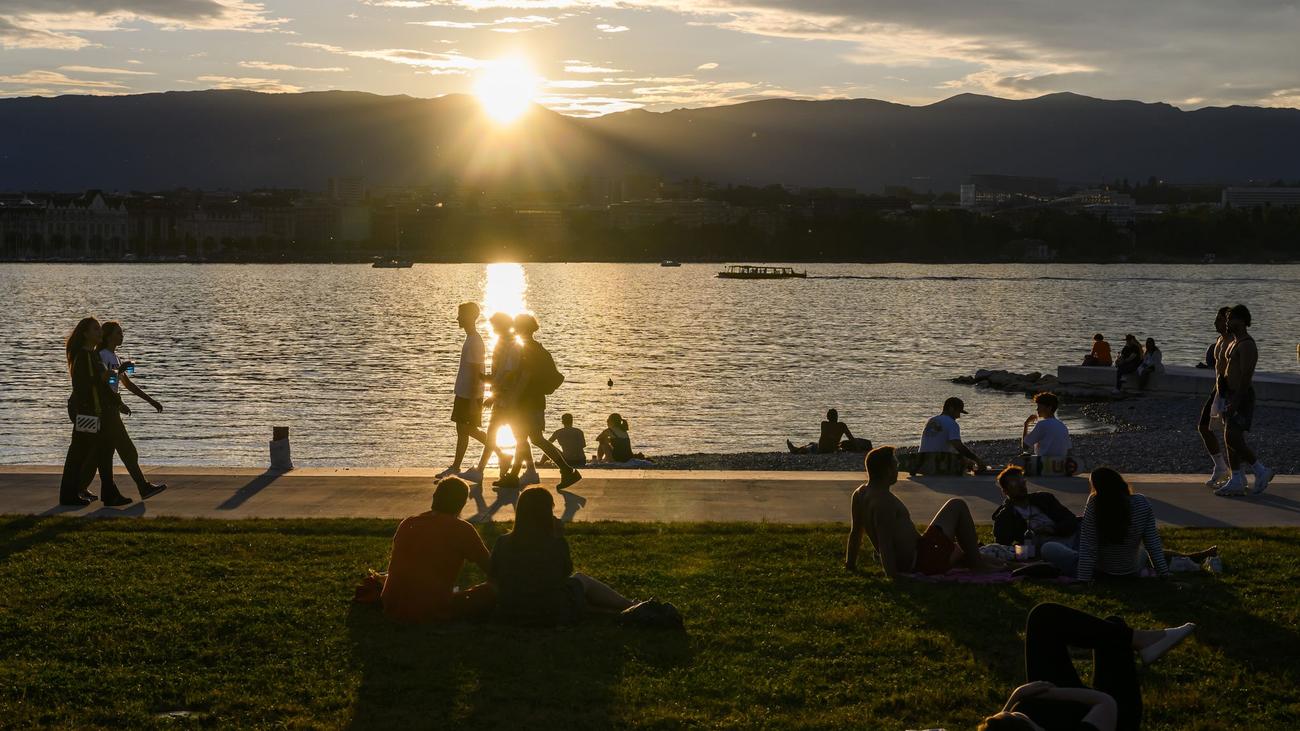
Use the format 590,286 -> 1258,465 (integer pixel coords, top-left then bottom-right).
495,314 -> 581,490
59,317 -> 128,507
1113,334 -> 1141,391
787,408 -> 855,454
1135,338 -> 1162,390
439,303 -> 509,480
1199,307 -> 1233,487
96,321 -> 166,500
980,603 -> 1196,731
1215,304 -> 1275,495
846,446 -> 1002,577
1021,392 -> 1071,459
547,413 -> 587,467
463,312 -> 529,486
489,487 -> 634,625
1082,333 -> 1112,367
596,413 -> 635,462
381,477 -> 496,623
992,465 -> 1079,549
900,396 -> 986,475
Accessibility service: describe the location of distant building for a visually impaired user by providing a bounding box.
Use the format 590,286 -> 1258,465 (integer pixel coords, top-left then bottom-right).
1073,190 -> 1136,224
514,208 -> 567,243
961,174 -> 1059,208
1221,187 -> 1300,209
607,199 -> 732,229
0,190 -> 128,258
328,176 -> 366,205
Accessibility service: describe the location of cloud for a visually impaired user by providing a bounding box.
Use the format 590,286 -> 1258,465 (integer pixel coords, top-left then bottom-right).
545,78 -> 633,88
59,64 -> 156,75
295,42 -> 486,75
0,69 -> 133,95
696,62 -> 718,70
0,1 -> 285,50
564,63 -> 624,73
239,60 -> 348,72
595,23 -> 628,32
409,15 -> 557,31
195,75 -> 303,92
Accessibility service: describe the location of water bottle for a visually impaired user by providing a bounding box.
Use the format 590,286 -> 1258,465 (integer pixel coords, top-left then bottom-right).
1023,528 -> 1037,560
107,372 -> 118,389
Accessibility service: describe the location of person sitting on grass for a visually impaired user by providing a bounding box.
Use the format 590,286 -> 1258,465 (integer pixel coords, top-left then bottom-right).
845,446 -> 1003,577
992,465 -> 1080,550
787,408 -> 855,454
1082,333 -> 1112,367
490,487 -> 636,625
380,477 -> 496,623
1040,467 -> 1218,581
545,413 -> 587,467
980,602 -> 1196,731
595,413 -> 650,463
898,397 -> 987,475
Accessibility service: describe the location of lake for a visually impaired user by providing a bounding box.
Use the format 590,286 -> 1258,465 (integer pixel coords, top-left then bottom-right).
2,262 -> 1297,467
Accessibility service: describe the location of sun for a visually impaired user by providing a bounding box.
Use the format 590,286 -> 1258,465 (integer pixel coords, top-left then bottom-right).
473,57 -> 538,124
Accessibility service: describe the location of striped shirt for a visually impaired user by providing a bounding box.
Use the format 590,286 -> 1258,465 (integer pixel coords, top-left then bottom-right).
1076,493 -> 1169,582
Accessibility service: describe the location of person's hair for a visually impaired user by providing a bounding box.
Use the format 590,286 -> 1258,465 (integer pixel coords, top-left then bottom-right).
1032,391 -> 1059,414
99,321 -> 122,350
489,312 -> 513,331
826,408 -> 838,422
1125,333 -> 1137,342
1093,333 -> 1104,342
1090,467 -> 1133,544
512,487 -> 557,545
865,446 -> 896,482
1145,337 -> 1158,352
561,413 -> 573,427
997,464 -> 1024,490
513,313 -> 539,334
607,412 -> 628,431
979,713 -> 1036,731
431,477 -> 469,514
65,317 -> 99,374
1229,303 -> 1252,327
1217,306 -> 1232,318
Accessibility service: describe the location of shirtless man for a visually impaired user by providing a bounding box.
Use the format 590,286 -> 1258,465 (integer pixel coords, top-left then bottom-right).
1199,307 -> 1233,487
845,445 -> 1002,577
1215,304 -> 1275,496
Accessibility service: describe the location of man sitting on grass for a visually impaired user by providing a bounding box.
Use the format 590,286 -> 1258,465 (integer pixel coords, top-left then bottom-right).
992,465 -> 1080,550
846,446 -> 1002,578
380,477 -> 495,623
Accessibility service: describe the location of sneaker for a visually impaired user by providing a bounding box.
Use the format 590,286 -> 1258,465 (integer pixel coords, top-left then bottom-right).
1202,557 -> 1224,574
492,474 -> 520,491
557,469 -> 583,490
1169,556 -> 1199,573
138,482 -> 167,499
1205,469 -> 1231,488
1252,465 -> 1276,495
103,494 -> 133,508
519,468 -> 541,487
1140,623 -> 1196,665
457,468 -> 484,485
434,466 -> 459,480
1214,473 -> 1248,496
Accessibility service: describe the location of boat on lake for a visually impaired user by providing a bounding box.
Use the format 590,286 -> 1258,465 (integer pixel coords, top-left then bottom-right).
372,257 -> 413,268
716,264 -> 806,279
660,260 -> 682,267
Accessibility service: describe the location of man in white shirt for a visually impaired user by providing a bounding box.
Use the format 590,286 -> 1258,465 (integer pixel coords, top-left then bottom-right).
1022,391 -> 1071,458
438,303 -> 505,479
904,397 -> 986,475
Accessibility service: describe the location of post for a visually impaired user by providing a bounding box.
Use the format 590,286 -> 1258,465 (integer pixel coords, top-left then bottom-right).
270,426 -> 294,471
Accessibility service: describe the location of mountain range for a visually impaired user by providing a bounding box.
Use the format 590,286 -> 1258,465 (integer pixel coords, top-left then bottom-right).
2,89 -> 1299,192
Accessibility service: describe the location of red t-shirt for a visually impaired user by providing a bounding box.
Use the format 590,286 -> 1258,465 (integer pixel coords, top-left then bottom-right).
381,511 -> 490,623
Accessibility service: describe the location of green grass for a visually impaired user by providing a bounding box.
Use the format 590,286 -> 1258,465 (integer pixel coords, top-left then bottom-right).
1,517 -> 1298,730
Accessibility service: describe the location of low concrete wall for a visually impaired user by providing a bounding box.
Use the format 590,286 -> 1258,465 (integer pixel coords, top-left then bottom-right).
1058,364 -> 1300,403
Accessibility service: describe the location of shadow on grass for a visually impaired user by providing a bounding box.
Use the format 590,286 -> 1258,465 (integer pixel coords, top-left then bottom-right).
0,515 -> 87,563
344,604 -> 691,729
889,580 -> 1031,685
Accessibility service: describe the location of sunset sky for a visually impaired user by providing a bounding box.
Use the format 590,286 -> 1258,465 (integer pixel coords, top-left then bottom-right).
3,0 -> 1300,116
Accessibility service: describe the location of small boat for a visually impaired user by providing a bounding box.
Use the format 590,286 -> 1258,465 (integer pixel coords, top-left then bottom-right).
372,257 -> 413,268
716,264 -> 806,279
660,260 -> 682,267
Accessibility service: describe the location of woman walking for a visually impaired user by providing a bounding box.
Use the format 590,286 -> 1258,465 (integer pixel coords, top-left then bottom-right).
97,321 -> 167,500
59,317 -> 129,507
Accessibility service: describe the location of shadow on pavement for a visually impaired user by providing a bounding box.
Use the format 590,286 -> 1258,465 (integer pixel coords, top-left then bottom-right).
217,470 -> 286,510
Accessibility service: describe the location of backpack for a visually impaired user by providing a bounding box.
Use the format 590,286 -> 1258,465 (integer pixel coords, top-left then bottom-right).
529,344 -> 565,396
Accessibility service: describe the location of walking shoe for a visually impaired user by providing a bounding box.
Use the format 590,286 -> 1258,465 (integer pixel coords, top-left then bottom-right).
1252,465 -> 1276,495
138,482 -> 167,499
103,494 -> 134,508
457,468 -> 484,485
1205,469 -> 1231,488
79,491 -> 99,501
557,469 -> 583,491
1140,623 -> 1196,665
60,496 -> 92,507
434,466 -> 458,480
492,474 -> 520,491
519,468 -> 541,487
1202,557 -> 1224,574
1214,473 -> 1248,496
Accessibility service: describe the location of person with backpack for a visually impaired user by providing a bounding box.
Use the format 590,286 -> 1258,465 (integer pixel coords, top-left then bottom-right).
493,313 -> 582,490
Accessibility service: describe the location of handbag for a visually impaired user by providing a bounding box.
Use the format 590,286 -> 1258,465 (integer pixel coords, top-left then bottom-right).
72,352 -> 102,434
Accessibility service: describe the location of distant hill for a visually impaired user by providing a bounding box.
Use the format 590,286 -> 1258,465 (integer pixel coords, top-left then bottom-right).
2,89 -> 1299,191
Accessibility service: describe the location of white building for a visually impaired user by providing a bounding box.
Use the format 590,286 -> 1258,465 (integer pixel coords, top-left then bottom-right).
1221,187 -> 1300,209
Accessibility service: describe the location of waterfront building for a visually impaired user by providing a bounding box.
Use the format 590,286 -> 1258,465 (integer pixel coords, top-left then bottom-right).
1221,187 -> 1300,209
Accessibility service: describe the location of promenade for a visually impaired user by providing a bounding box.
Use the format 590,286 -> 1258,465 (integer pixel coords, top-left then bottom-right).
3,466 -> 1297,527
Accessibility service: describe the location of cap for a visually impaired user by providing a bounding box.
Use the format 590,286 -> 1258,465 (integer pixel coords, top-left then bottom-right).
457,302 -> 480,320
944,396 -> 969,414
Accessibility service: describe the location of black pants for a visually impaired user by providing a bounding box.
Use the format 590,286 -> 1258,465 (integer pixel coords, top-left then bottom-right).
98,410 -> 148,490
1021,602 -> 1142,731
1116,361 -> 1140,389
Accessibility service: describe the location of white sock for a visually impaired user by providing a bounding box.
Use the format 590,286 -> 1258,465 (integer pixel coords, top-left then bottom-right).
1211,453 -> 1228,472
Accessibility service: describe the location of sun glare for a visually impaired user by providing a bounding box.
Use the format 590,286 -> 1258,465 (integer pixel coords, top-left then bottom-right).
474,58 -> 538,124
482,262 -> 528,450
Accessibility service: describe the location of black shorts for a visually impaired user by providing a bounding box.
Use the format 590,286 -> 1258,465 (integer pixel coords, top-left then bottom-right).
1225,388 -> 1255,432
451,397 -> 482,428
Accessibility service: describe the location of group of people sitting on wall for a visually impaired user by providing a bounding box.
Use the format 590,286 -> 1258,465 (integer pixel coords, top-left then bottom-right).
1081,333 -> 1165,392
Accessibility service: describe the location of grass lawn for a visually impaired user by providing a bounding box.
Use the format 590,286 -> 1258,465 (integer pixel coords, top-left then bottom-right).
1,517 -> 1298,730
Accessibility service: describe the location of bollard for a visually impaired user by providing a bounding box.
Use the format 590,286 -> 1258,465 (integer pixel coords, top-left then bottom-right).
270,426 -> 294,471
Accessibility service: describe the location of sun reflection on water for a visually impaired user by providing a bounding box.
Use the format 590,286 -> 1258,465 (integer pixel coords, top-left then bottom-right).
481,262 -> 526,451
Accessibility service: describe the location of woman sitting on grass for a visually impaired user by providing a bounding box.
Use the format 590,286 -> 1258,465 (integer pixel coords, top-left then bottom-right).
1040,468 -> 1217,581
981,602 -> 1195,731
489,487 -> 635,625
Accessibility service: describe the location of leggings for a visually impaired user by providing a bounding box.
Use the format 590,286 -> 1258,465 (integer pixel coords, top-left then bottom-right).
98,410 -> 149,489
1022,602 -> 1142,731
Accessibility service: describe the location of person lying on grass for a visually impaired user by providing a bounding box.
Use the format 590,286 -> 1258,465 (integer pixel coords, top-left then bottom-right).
380,477 -> 496,623
980,602 -> 1195,731
845,445 -> 1004,577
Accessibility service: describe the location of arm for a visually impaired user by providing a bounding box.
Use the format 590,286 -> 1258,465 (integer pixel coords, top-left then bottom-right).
950,440 -> 984,468
1039,494 -> 1079,536
841,424 -> 855,441
1022,417 -> 1040,451
1076,497 -> 1098,582
1228,341 -> 1259,405
845,491 -> 864,570
547,430 -> 560,444
1135,496 -> 1169,577
120,374 -> 162,412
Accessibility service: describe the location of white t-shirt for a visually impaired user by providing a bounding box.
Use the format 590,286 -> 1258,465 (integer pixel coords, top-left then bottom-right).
99,348 -> 121,393
454,330 -> 485,400
1024,417 -> 1071,457
919,414 -> 961,453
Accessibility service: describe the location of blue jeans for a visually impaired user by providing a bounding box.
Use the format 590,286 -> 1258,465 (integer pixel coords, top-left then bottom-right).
1041,540 -> 1079,577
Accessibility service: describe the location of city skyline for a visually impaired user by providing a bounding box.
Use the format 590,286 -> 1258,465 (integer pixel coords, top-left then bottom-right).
3,0 -> 1300,117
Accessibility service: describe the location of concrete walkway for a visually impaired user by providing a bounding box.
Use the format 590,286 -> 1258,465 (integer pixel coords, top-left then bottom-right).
2,466 -> 1298,527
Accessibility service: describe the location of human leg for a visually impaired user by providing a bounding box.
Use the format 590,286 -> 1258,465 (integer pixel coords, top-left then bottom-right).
1040,541 -> 1079,576
1024,603 -> 1090,687
926,498 -> 987,569
59,429 -> 97,504
572,572 -> 634,611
